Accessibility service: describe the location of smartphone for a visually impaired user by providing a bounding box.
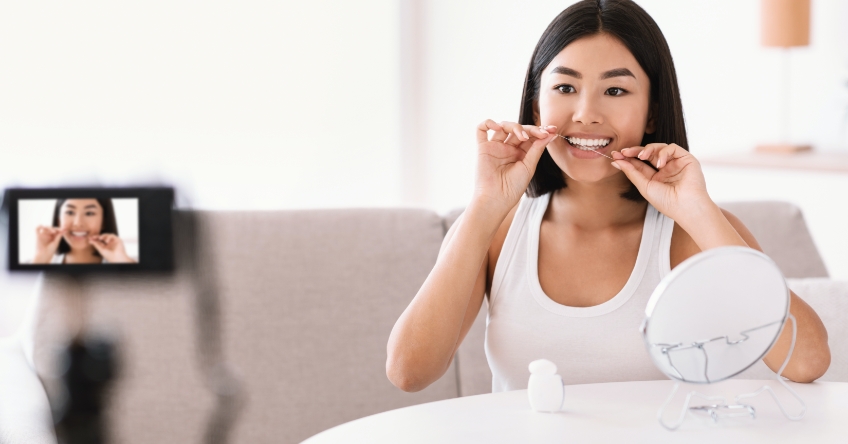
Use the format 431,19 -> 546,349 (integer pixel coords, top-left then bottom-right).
3,187 -> 174,273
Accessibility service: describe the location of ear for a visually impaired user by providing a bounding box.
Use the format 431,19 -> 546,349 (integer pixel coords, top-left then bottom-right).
532,101 -> 540,126
645,102 -> 658,134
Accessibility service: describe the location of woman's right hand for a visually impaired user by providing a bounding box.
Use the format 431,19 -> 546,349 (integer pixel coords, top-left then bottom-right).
474,120 -> 556,214
33,226 -> 66,264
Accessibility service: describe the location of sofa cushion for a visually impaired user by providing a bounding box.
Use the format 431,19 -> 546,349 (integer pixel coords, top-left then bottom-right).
719,201 -> 828,278
30,209 -> 457,443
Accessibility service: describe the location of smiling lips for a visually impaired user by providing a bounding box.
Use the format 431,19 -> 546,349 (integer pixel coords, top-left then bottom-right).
563,136 -> 611,151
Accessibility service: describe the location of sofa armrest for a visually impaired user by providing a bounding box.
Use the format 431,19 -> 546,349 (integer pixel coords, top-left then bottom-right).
0,337 -> 56,444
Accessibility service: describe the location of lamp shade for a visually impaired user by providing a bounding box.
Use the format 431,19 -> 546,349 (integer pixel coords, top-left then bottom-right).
761,0 -> 811,47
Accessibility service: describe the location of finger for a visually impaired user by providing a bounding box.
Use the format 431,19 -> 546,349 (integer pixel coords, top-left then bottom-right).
637,147 -> 652,161
512,124 -> 557,149
539,125 -> 559,143
649,143 -> 685,169
619,147 -> 644,158
514,127 -> 527,141
526,125 -> 552,139
503,131 -> 523,147
625,157 -> 658,179
657,143 -> 690,168
476,119 -> 506,143
656,144 -> 677,169
37,226 -> 57,237
510,126 -> 528,142
89,235 -> 108,247
612,158 -> 654,194
522,136 -> 552,171
49,230 -> 65,245
89,238 -> 105,253
498,122 -> 531,142
513,126 -> 557,153
638,143 -> 668,161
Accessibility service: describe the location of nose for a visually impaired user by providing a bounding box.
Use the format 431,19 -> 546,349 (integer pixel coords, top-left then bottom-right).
572,94 -> 603,126
72,213 -> 85,228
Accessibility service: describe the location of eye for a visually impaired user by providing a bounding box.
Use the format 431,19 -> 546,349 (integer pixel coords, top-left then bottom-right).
64,210 -> 74,216
555,84 -> 575,94
86,211 -> 96,216
606,87 -> 628,96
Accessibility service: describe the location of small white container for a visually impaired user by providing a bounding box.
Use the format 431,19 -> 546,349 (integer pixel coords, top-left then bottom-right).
527,359 -> 564,412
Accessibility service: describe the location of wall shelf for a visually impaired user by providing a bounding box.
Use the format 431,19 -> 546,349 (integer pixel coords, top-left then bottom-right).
701,151 -> 848,173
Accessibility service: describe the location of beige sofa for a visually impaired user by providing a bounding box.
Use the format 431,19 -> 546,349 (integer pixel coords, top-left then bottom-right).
0,201 -> 846,443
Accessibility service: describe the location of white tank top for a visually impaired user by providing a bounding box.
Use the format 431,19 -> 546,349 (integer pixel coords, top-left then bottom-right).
485,192 -> 673,392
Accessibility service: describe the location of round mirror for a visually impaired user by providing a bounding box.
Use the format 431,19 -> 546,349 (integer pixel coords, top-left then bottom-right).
641,246 -> 789,384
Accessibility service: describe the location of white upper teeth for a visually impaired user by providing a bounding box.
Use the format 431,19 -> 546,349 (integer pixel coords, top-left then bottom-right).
566,137 -> 610,148
72,232 -> 87,236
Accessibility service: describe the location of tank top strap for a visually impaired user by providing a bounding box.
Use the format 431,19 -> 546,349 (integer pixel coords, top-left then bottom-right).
490,193 -> 550,307
655,208 -> 675,279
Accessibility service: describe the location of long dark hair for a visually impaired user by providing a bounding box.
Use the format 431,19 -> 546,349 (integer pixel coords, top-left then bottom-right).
521,0 -> 688,200
53,198 -> 119,255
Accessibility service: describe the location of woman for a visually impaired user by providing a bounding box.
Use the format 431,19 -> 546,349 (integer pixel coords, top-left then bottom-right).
387,0 -> 830,392
32,198 -> 136,264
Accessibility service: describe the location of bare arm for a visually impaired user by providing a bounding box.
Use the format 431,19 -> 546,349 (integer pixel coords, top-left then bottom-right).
386,121 -> 555,392
386,203 -> 500,392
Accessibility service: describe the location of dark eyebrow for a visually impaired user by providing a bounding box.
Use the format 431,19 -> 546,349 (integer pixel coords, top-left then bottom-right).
84,205 -> 97,209
601,67 -> 635,79
550,66 -> 636,80
551,66 -> 582,78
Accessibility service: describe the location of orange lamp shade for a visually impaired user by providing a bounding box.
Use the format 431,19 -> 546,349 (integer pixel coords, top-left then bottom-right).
761,0 -> 811,47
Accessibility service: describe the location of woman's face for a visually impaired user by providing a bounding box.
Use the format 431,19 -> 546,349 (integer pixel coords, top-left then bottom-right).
59,199 -> 103,250
536,32 -> 654,184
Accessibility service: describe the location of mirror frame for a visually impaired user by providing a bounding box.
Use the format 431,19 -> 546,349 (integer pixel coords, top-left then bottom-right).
640,246 -> 790,384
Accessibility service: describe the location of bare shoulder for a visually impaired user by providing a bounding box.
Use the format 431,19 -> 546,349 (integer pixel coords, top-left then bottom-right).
669,207 -> 763,269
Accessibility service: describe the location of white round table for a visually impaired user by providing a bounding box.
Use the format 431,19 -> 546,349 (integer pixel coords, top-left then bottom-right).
304,379 -> 848,443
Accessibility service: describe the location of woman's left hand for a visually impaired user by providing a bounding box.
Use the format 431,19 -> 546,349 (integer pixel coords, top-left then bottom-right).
611,143 -> 712,223
88,234 -> 135,263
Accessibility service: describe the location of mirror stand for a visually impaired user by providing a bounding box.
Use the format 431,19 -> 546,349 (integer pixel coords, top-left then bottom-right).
657,314 -> 806,431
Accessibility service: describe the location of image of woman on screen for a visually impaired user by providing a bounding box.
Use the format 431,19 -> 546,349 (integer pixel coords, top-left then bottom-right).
31,198 -> 136,264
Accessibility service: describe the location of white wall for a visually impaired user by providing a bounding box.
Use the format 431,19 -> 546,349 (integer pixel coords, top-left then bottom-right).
0,0 -> 402,210
3,0 -> 845,212
0,0 -> 403,337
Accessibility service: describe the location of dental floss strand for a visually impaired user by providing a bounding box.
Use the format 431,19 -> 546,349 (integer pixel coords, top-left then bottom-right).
557,134 -> 614,160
